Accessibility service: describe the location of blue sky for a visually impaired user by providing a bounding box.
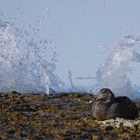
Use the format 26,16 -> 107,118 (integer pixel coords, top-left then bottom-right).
1,0 -> 140,89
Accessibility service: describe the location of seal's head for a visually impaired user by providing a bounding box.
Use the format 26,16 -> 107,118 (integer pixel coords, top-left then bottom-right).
92,88 -> 139,120
95,88 -> 115,101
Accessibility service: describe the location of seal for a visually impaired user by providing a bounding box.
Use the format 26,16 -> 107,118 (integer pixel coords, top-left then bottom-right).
92,88 -> 139,121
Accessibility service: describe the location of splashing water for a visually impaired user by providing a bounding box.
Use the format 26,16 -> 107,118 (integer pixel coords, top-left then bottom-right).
96,34 -> 140,98
1,11 -> 140,97
0,15 -> 62,94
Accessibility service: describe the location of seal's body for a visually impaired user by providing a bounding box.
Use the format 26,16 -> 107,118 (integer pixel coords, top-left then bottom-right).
92,88 -> 139,121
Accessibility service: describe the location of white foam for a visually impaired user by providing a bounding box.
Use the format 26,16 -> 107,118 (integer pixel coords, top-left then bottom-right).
0,19 -> 62,94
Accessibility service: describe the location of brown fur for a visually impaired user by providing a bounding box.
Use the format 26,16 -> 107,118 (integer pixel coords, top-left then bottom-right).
92,88 -> 139,120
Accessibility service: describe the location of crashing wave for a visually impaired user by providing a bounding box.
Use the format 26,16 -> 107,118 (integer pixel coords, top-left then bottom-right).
96,34 -> 140,98
0,18 -> 62,94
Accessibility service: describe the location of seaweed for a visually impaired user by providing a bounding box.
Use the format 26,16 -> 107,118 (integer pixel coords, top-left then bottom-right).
0,92 -> 140,139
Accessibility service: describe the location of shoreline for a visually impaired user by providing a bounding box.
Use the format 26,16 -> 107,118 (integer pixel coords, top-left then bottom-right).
0,92 -> 140,139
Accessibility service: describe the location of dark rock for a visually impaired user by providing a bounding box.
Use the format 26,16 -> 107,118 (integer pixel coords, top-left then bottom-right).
12,91 -> 20,94
92,88 -> 139,121
105,125 -> 113,131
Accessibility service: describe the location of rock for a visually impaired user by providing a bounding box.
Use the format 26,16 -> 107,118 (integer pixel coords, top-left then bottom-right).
98,118 -> 140,129
92,135 -> 101,140
92,88 -> 139,120
104,125 -> 113,131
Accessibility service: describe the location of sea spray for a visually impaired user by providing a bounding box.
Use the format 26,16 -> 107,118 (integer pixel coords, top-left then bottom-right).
96,34 -> 140,98
0,16 -> 62,93
1,13 -> 140,97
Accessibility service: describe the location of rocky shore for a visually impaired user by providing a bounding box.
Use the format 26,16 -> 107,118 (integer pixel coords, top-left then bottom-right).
0,92 -> 140,140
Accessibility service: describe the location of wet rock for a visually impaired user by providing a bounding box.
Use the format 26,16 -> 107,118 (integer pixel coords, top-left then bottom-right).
10,103 -> 35,112
98,118 -> 140,129
0,92 -> 139,139
92,135 -> 101,140
92,88 -> 139,120
104,125 -> 113,131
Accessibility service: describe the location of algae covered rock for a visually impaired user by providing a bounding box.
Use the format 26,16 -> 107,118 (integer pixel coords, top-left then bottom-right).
0,91 -> 140,139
